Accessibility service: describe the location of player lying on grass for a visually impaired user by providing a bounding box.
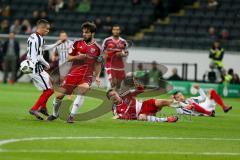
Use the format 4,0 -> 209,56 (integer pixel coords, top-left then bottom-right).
172,84 -> 232,116
106,80 -> 178,123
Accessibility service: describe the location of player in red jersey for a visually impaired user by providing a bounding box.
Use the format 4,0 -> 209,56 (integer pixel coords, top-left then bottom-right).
106,79 -> 178,123
48,22 -> 102,123
102,25 -> 129,89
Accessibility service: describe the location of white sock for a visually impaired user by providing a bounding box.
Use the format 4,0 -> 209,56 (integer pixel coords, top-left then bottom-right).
147,116 -> 167,122
53,98 -> 62,117
70,95 -> 84,117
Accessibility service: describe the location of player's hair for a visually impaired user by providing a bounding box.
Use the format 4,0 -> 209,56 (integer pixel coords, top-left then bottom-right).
81,22 -> 96,33
112,24 -> 121,29
106,89 -> 114,100
37,19 -> 50,26
59,30 -> 67,35
173,91 -> 181,96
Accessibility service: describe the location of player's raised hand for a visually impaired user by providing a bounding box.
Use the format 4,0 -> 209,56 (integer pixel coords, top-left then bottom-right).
56,39 -> 63,45
44,63 -> 51,70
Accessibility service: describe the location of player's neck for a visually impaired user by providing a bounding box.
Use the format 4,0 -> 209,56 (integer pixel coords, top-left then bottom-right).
84,38 -> 95,45
112,36 -> 120,40
36,31 -> 43,36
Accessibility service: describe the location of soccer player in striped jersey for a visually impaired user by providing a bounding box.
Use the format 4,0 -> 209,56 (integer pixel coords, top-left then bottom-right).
26,19 -> 63,120
102,25 -> 129,89
52,31 -> 73,81
172,84 -> 232,116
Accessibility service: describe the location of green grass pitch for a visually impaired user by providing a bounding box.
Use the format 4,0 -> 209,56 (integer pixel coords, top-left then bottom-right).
0,83 -> 240,160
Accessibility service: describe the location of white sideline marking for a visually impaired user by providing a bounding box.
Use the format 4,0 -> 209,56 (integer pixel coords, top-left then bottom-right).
0,137 -> 240,156
0,149 -> 240,156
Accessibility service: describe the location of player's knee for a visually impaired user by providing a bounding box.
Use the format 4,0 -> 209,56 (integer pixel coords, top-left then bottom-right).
56,94 -> 64,100
138,114 -> 147,121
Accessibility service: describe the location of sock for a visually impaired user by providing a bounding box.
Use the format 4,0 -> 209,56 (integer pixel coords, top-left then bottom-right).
32,89 -> 54,111
41,89 -> 54,109
41,103 -> 46,109
53,98 -> 62,117
70,95 -> 85,117
192,103 -> 212,116
147,115 -> 167,122
210,90 -> 226,110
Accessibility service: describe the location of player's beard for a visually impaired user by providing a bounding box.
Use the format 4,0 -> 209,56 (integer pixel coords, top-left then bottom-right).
84,37 -> 92,43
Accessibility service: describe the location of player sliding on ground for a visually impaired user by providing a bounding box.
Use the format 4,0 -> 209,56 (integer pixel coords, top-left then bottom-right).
102,24 -> 129,89
106,79 -> 178,123
172,84 -> 232,116
47,22 -> 102,123
26,19 -> 63,120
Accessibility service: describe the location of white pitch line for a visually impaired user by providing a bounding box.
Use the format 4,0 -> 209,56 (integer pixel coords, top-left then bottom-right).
1,136 -> 240,147
0,136 -> 240,156
0,149 -> 240,156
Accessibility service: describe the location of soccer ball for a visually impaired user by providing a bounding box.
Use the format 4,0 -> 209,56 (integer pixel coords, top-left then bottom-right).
20,60 -> 34,74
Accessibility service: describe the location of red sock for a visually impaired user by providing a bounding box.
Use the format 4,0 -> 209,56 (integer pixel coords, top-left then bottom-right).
210,89 -> 225,110
192,103 -> 212,116
31,89 -> 54,111
41,103 -> 46,109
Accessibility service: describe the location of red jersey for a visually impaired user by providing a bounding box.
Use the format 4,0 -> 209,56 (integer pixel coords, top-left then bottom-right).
102,36 -> 128,70
67,40 -> 102,77
113,86 -> 144,120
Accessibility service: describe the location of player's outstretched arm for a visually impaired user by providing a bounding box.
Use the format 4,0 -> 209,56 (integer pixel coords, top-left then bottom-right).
42,40 -> 62,51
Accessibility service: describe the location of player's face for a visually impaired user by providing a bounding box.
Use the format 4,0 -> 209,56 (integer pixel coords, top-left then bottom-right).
112,26 -> 121,37
108,91 -> 122,103
174,92 -> 185,102
38,24 -> 50,36
59,32 -> 68,41
82,28 -> 93,42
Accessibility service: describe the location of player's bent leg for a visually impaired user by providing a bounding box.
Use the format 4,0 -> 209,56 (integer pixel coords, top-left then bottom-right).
139,114 -> 178,123
209,89 -> 232,113
67,83 -> 89,123
47,93 -> 65,121
38,89 -> 54,116
155,99 -> 174,110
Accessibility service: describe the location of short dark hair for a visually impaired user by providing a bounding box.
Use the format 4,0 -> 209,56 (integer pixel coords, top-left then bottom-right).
59,30 -> 67,35
112,24 -> 121,29
173,90 -> 180,96
37,19 -> 50,26
106,89 -> 114,100
81,22 -> 96,33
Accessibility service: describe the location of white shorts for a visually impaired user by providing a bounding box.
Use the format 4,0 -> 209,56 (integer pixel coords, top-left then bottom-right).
199,98 -> 216,111
29,71 -> 52,91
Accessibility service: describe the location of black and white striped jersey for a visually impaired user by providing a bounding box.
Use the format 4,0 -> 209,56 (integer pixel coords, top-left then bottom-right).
55,40 -> 73,66
26,33 -> 45,74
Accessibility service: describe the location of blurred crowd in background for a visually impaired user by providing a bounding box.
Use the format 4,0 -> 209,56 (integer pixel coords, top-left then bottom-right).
0,0 -> 239,85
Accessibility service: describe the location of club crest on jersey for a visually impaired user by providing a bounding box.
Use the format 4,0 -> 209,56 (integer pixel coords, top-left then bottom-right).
90,48 -> 96,54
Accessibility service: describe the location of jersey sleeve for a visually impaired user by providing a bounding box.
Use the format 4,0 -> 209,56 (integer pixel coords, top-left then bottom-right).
102,38 -> 108,51
95,42 -> 104,63
69,41 -> 78,56
190,88 -> 207,102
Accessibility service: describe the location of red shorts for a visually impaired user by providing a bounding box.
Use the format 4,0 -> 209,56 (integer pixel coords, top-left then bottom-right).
60,75 -> 92,94
106,69 -> 125,81
139,99 -> 159,115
